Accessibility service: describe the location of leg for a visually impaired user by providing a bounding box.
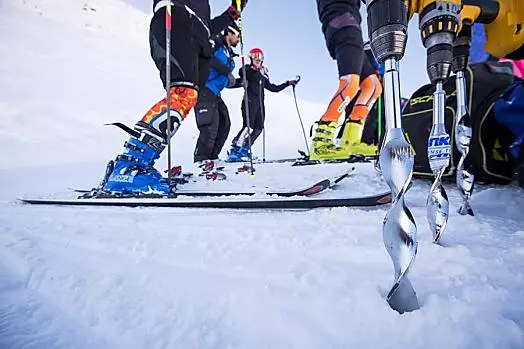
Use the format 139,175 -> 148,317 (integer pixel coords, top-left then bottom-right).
228,102 -> 250,161
348,62 -> 382,125
245,105 -> 264,146
103,8 -> 203,194
340,57 -> 382,155
194,87 -> 220,162
211,98 -> 231,159
311,4 -> 368,160
229,103 -> 260,161
231,102 -> 249,145
248,128 -> 263,145
142,7 -> 205,140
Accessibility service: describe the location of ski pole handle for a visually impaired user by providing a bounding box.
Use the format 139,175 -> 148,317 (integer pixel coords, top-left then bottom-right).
292,75 -> 301,92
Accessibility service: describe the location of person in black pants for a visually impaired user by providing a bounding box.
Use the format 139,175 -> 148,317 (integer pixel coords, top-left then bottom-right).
227,48 -> 298,161
101,0 -> 247,194
193,24 -> 240,163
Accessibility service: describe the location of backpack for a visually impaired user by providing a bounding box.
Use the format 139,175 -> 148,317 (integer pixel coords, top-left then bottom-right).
399,62 -> 516,184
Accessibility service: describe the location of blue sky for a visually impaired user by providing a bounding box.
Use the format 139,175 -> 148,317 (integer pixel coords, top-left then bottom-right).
126,0 -> 428,104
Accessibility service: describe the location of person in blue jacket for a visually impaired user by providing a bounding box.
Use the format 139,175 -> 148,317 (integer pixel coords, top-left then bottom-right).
193,24 -> 240,163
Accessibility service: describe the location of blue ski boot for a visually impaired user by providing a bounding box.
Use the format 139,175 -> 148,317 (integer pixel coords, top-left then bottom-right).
227,144 -> 243,162
102,130 -> 170,195
238,144 -> 251,161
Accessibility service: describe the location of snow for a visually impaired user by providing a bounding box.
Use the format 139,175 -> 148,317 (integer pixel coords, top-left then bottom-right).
1,1 -> 524,348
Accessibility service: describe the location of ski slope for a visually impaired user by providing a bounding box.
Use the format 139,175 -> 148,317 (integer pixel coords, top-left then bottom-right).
1,1 -> 524,348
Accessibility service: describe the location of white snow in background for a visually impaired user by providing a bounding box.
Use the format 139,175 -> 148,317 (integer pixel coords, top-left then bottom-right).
0,1 -> 523,349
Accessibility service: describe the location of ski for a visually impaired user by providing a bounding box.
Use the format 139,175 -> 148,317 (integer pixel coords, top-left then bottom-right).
292,154 -> 377,167
227,149 -> 377,166
20,191 -> 392,209
73,167 -> 355,199
251,157 -> 301,164
232,154 -> 377,166
177,166 -> 354,197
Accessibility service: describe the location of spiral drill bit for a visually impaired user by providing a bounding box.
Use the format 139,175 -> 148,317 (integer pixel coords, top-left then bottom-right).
453,28 -> 475,216
426,82 -> 450,243
366,0 -> 419,313
454,72 -> 474,216
417,0 -> 460,244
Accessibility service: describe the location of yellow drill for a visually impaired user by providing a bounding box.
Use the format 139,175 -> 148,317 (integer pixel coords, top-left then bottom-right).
406,0 -> 462,84
461,0 -> 524,59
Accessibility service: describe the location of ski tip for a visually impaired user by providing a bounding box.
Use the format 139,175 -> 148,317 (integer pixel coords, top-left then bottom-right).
376,193 -> 393,205
300,179 -> 331,196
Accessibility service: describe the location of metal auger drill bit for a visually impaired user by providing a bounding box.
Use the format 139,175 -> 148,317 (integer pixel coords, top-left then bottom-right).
366,0 -> 418,313
426,82 -> 450,243
455,71 -> 474,216
380,59 -> 419,313
417,0 -> 460,244
453,28 -> 475,216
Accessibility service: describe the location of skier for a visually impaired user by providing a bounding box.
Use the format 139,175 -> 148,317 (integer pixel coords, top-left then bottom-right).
227,48 -> 298,162
193,23 -> 240,163
310,0 -> 383,161
100,0 -> 248,194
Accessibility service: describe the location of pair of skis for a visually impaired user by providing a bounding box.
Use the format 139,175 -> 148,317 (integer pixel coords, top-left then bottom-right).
20,167 -> 392,209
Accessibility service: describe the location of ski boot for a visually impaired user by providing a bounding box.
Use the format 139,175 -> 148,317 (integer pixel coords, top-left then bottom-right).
309,121 -> 351,161
227,144 -> 242,162
102,129 -> 170,195
340,121 -> 378,157
227,144 -> 251,162
239,144 -> 252,160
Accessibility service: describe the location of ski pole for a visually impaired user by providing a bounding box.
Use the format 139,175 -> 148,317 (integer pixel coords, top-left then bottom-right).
262,128 -> 266,162
377,94 -> 382,142
291,75 -> 310,155
165,1 -> 173,182
259,79 -> 266,162
235,0 -> 254,175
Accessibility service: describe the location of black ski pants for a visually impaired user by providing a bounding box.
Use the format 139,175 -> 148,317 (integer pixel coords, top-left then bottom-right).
194,87 -> 231,161
149,7 -> 213,90
317,0 -> 375,79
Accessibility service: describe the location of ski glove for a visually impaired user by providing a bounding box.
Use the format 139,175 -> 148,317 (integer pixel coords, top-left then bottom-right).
227,0 -> 248,20
288,80 -> 298,87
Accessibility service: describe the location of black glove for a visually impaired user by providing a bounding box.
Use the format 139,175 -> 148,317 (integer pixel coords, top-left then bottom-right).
227,0 -> 248,20
288,80 -> 298,87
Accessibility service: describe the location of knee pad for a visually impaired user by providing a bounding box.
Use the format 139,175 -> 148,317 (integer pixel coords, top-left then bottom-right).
324,13 -> 363,59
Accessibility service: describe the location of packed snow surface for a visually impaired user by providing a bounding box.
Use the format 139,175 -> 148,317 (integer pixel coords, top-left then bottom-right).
0,1 -> 523,348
